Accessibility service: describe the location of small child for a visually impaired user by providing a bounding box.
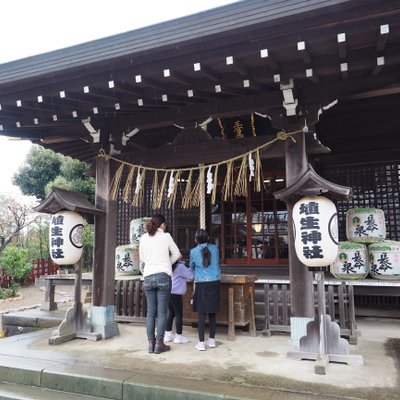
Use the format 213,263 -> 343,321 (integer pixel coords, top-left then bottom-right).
164,260 -> 194,344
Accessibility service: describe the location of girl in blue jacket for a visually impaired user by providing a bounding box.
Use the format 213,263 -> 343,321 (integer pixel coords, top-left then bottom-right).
189,229 -> 221,351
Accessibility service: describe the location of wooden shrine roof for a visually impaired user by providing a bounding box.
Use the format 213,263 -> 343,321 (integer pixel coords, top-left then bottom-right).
0,0 -> 399,166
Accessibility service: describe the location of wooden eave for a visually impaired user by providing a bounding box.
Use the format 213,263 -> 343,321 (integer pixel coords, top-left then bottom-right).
274,163 -> 352,203
34,187 -> 103,216
0,0 -> 399,164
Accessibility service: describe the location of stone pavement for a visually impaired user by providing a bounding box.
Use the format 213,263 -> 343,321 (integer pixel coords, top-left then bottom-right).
0,313 -> 399,399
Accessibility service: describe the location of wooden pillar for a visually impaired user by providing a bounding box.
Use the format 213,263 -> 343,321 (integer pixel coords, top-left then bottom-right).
91,156 -> 119,338
285,125 -> 315,346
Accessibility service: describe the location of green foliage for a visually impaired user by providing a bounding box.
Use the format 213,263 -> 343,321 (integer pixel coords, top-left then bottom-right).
12,146 -> 62,200
1,246 -> 32,284
13,145 -> 95,203
0,283 -> 20,300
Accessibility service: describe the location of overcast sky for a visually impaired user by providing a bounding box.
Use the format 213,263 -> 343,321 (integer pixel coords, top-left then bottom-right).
0,0 -> 236,196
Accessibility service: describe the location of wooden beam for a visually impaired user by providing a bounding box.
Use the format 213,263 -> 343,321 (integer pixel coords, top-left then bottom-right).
337,33 -> 347,59
297,41 -> 311,64
377,24 -> 389,52
340,62 -> 349,80
372,56 -> 385,76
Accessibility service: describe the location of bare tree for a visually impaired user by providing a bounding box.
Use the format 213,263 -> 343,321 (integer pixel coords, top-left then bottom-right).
0,196 -> 39,254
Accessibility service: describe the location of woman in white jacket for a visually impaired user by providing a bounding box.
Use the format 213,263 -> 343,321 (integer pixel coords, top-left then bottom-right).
139,214 -> 181,354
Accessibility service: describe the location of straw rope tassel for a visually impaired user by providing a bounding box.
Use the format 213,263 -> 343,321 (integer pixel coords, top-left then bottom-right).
211,165 -> 219,205
222,160 -> 234,201
109,163 -> 125,201
167,171 -> 181,208
190,168 -> 205,208
182,170 -> 193,209
154,171 -> 168,209
254,150 -> 263,192
234,155 -> 248,197
122,165 -> 136,203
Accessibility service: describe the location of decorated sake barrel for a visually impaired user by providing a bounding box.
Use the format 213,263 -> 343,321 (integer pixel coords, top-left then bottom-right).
330,242 -> 369,279
115,244 -> 141,276
346,208 -> 386,243
130,217 -> 151,244
368,241 -> 400,280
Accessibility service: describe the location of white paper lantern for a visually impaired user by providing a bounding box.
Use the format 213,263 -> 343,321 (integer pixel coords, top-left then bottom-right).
49,211 -> 85,265
293,196 -> 339,267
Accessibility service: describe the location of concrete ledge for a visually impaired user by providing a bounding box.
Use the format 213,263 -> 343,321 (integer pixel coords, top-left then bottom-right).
41,364 -> 133,399
1,310 -> 64,337
0,355 -> 57,386
0,381 -> 111,399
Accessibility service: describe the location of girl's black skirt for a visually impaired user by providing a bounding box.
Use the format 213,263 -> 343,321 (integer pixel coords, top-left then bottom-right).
192,281 -> 220,313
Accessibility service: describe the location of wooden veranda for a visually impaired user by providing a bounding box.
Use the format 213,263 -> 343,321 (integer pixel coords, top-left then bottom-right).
0,0 -> 399,339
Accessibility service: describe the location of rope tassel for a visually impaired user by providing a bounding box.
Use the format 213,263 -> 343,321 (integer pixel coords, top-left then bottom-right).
234,155 -> 248,197
182,170 -> 193,209
122,165 -> 136,203
109,163 -> 125,201
222,160 -> 234,201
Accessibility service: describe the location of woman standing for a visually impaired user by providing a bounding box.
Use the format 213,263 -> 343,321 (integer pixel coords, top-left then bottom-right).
139,214 -> 181,354
189,229 -> 221,351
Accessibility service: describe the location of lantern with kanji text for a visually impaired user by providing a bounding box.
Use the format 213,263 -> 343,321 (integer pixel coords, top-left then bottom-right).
293,195 -> 339,267
49,211 -> 85,265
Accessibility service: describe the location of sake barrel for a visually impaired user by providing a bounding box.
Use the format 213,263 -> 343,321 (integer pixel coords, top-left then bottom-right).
330,242 -> 369,279
115,244 -> 141,276
130,217 -> 151,244
346,208 -> 386,243
368,241 -> 400,280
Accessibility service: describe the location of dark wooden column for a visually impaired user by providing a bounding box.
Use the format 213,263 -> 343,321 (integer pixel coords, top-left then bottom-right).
285,130 -> 315,319
91,156 -> 119,338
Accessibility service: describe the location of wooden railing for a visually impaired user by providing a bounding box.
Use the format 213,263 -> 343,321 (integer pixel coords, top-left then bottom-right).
30,259 -> 58,281
257,279 -> 359,344
0,268 -> 12,288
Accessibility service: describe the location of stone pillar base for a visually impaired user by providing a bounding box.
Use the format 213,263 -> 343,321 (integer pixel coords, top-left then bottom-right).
90,305 -> 120,339
288,316 -> 314,350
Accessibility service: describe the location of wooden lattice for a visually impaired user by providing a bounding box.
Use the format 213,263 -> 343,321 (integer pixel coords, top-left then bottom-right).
321,162 -> 400,242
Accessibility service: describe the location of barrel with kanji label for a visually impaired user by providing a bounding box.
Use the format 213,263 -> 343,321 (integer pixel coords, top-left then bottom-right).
331,242 -> 369,279
368,241 -> 400,280
346,208 -> 386,243
129,217 -> 151,244
115,244 -> 141,276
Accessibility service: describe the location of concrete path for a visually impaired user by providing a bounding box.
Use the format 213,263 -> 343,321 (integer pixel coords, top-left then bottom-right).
0,315 -> 399,399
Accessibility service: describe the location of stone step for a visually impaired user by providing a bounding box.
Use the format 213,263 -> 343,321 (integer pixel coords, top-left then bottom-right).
0,381 -> 111,400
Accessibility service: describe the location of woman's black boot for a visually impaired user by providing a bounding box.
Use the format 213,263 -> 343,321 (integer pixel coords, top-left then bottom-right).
148,339 -> 156,353
154,340 -> 171,354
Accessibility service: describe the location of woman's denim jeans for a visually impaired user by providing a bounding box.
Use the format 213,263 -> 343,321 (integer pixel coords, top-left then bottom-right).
144,273 -> 171,341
